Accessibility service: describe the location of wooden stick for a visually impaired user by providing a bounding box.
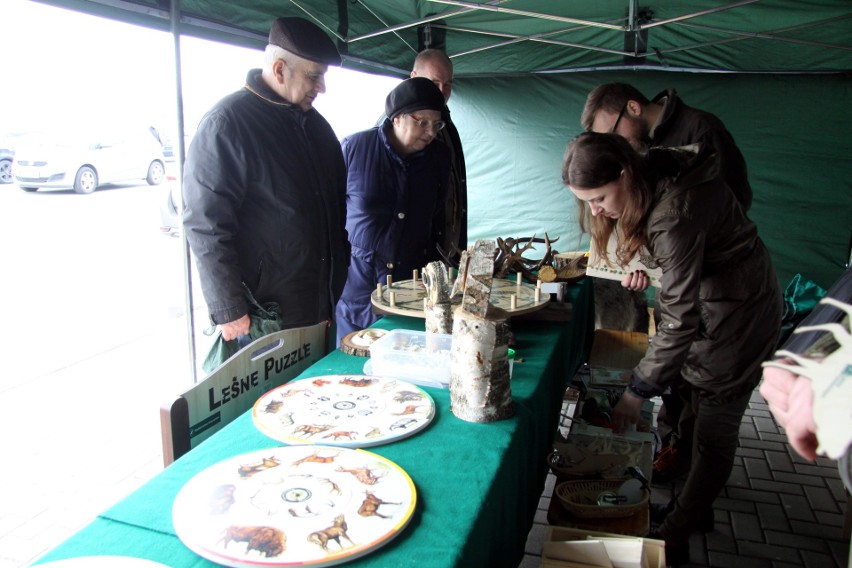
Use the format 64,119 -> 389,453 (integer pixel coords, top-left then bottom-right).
413,268 -> 419,282
376,283 -> 383,301
510,294 -> 517,310
516,272 -> 522,286
389,292 -> 396,307
535,288 -> 541,303
387,274 -> 393,288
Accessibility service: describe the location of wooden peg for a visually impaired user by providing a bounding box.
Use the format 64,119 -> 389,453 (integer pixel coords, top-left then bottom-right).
387,274 -> 393,288
534,288 -> 541,303
390,292 -> 397,307
510,294 -> 517,310
376,283 -> 383,300
516,272 -> 522,286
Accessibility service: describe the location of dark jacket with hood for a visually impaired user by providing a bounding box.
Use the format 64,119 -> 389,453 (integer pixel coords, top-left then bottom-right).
650,89 -> 752,212
437,106 -> 468,260
183,69 -> 349,329
630,149 -> 782,403
335,119 -> 450,339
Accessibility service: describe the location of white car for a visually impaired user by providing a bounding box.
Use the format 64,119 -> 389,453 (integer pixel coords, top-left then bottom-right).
13,130 -> 166,194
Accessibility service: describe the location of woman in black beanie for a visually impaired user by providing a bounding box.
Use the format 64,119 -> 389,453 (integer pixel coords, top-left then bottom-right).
335,78 -> 451,343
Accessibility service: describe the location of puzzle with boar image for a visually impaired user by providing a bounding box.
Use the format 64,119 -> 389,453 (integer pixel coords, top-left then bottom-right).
173,445 -> 416,567
252,375 -> 436,448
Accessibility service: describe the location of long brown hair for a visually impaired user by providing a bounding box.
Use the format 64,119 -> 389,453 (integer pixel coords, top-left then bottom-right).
562,132 -> 653,266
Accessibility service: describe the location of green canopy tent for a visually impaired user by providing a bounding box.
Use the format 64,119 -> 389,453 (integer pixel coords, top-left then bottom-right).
38,0 -> 852,295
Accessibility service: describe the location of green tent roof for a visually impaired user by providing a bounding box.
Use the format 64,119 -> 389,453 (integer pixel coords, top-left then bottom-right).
39,0 -> 852,76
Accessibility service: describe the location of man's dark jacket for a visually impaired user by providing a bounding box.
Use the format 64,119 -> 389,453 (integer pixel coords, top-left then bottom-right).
183,69 -> 349,329
651,89 -> 752,211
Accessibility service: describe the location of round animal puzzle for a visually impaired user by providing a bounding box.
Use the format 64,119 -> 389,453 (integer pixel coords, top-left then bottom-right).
173,445 -> 416,568
253,375 -> 435,448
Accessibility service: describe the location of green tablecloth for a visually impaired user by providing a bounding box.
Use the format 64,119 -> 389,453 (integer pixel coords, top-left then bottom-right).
36,279 -> 592,568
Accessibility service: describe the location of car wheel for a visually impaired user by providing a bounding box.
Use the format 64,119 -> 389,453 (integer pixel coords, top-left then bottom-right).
20,186 -> 38,192
0,159 -> 12,184
146,160 -> 165,185
74,166 -> 98,194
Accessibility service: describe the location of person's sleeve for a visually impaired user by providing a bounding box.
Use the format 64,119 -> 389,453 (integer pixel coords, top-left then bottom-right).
182,112 -> 249,324
633,214 -> 705,392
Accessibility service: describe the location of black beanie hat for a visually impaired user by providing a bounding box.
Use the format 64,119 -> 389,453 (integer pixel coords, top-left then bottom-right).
268,17 -> 341,66
385,77 -> 445,120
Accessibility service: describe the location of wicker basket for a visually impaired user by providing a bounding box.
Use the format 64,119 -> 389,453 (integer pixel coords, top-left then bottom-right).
555,479 -> 649,519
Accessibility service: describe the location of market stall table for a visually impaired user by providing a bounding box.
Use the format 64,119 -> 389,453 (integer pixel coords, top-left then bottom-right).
34,280 -> 592,568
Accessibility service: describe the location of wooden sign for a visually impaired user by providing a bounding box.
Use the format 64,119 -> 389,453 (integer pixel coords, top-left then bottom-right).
160,322 -> 329,465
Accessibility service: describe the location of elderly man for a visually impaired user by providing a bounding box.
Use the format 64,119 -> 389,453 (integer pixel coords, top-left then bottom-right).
335,78 -> 451,342
183,17 -> 349,345
411,49 -> 467,262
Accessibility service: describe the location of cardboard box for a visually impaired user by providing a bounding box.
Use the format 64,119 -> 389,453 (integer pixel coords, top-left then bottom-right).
540,526 -> 665,568
588,330 -> 649,370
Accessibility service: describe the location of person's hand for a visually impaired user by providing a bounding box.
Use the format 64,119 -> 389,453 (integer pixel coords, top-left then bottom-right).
612,389 -> 644,434
760,366 -> 818,460
622,270 -> 650,292
220,314 -> 250,341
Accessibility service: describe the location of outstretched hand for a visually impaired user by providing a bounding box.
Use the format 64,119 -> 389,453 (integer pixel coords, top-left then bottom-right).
759,365 -> 818,461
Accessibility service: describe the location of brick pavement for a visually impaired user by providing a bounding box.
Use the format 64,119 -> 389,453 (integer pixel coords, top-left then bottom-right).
520,389 -> 851,567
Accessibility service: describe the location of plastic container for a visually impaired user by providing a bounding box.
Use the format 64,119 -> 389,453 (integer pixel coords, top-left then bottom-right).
368,329 -> 452,388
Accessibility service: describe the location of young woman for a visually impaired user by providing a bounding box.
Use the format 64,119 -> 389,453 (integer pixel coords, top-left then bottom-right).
562,132 -> 782,564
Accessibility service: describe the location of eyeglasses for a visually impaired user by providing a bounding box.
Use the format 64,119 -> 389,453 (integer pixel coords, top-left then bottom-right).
610,103 -> 628,134
408,113 -> 446,132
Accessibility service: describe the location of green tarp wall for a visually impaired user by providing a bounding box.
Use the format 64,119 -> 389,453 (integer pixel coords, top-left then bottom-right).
452,70 -> 852,290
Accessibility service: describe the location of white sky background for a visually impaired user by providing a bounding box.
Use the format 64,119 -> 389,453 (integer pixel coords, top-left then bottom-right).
1,0 -> 402,144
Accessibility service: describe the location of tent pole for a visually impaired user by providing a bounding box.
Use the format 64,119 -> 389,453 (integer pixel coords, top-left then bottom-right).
169,0 -> 199,385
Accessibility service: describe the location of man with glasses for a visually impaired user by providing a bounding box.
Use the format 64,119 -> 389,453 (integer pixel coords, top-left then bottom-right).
582,83 -> 751,210
335,77 -> 451,342
183,17 -> 349,350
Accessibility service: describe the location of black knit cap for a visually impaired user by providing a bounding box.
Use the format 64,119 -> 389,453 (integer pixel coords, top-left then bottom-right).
385,77 -> 445,120
268,17 -> 341,66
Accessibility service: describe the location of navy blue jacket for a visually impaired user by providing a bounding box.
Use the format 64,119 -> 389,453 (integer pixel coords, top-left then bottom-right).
335,120 -> 450,340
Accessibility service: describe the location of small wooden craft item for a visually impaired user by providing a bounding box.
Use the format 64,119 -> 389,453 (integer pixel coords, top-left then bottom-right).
422,261 -> 452,334
173,445 -> 416,568
449,240 -> 515,423
340,329 -> 389,357
371,272 -> 548,319
253,375 -> 435,448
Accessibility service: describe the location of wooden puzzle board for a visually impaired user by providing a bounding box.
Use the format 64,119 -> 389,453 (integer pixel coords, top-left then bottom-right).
253,375 -> 435,448
370,277 -> 549,318
173,445 -> 416,568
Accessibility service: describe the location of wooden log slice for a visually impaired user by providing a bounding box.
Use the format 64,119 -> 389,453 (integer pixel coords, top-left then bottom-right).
340,328 -> 389,357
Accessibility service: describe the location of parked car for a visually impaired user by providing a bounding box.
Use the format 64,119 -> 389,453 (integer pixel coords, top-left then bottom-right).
0,148 -> 13,184
13,130 -> 166,194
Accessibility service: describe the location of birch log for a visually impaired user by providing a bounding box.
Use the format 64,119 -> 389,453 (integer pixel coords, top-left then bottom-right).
422,261 -> 452,335
449,240 -> 515,423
